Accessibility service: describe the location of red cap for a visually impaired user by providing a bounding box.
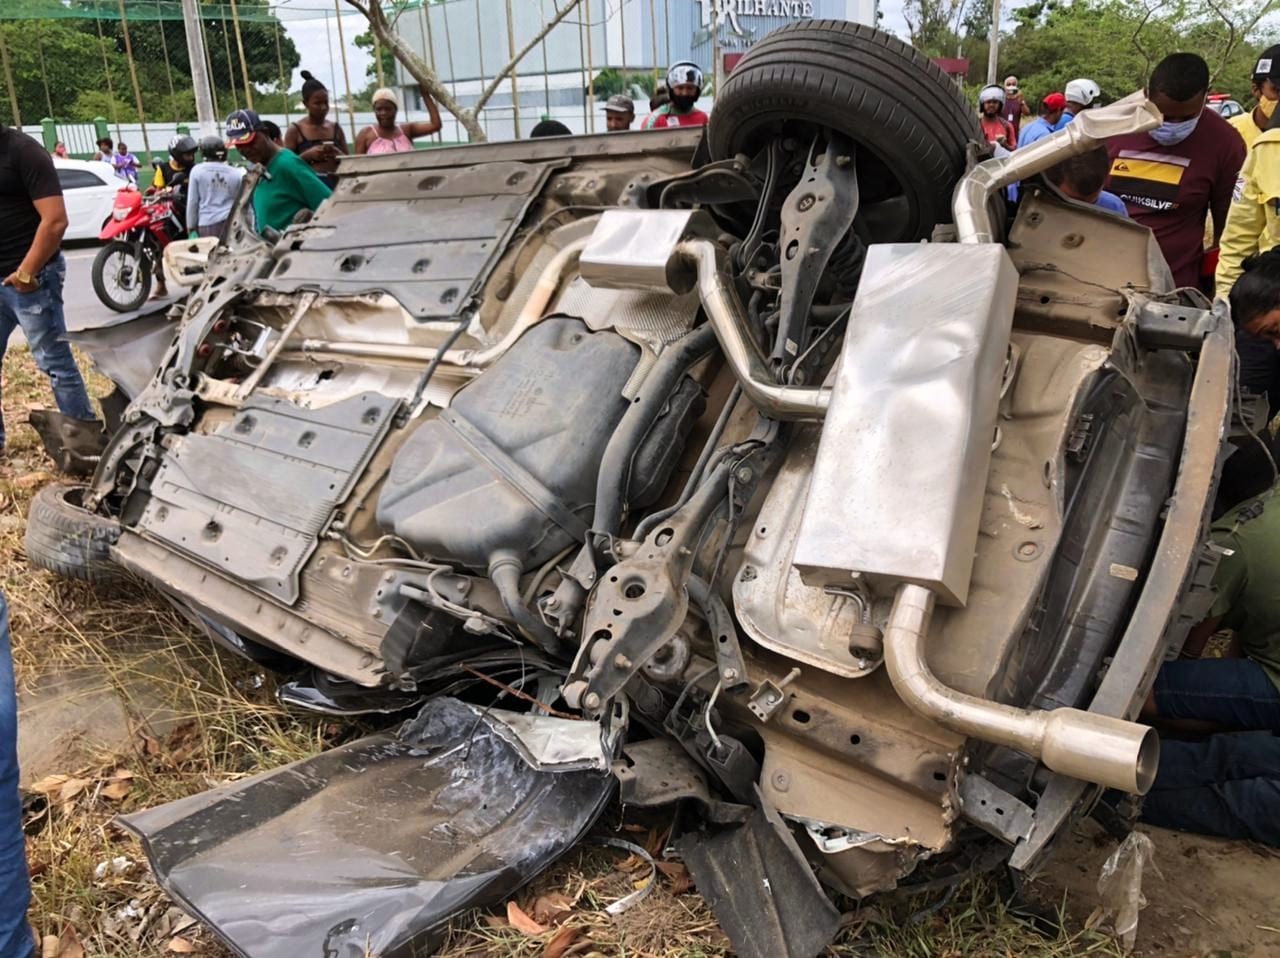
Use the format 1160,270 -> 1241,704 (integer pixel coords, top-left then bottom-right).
1042,92 -> 1067,110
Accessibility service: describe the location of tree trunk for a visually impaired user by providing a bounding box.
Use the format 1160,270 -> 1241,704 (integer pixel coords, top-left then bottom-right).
346,0 -> 487,142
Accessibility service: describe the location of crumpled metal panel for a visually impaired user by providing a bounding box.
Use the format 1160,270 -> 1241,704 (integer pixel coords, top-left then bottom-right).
120,698 -> 613,958
137,391 -> 396,603
256,160 -> 567,319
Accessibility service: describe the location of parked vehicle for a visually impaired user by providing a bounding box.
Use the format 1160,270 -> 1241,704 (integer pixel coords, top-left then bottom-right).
1207,93 -> 1245,118
52,158 -> 123,241
29,21 -> 1233,958
90,186 -> 181,312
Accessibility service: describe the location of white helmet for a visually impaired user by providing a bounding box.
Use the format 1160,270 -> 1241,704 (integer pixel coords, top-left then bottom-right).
979,85 -> 1006,106
1064,78 -> 1100,106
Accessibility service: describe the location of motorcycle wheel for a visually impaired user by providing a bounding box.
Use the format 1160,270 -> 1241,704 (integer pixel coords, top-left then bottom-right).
92,238 -> 153,313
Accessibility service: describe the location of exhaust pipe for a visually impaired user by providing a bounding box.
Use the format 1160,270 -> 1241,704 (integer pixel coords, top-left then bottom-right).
953,92 -> 1162,245
883,583 -> 1158,794
675,239 -> 830,420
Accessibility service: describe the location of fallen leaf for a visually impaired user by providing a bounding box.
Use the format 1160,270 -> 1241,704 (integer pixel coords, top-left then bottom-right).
101,779 -> 132,801
532,892 -> 575,926
655,860 -> 693,894
55,924 -> 85,958
614,853 -> 647,873
14,471 -> 54,489
167,937 -> 196,953
481,914 -> 509,929
112,768 -> 135,781
507,900 -> 549,936
541,925 -> 580,958
59,777 -> 92,804
29,774 -> 71,795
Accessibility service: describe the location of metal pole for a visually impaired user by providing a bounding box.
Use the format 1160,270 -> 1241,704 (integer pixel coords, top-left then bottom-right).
441,0 -> 460,139
663,0 -> 670,71
332,0 -> 358,142
473,0 -> 488,137
0,30 -> 20,128
986,0 -> 1001,86
220,6 -> 237,105
324,9 -> 338,94
619,0 -> 627,85
505,0 -> 521,138
578,2 -> 588,130
649,0 -> 657,80
118,0 -> 153,158
228,0 -> 256,109
34,26 -> 54,120
420,1 -> 443,140
373,31 -> 386,89
94,7 -> 122,138
585,0 -> 594,132
274,18 -> 290,127
197,3 -> 222,123
155,12 -> 181,122
540,6 -> 550,116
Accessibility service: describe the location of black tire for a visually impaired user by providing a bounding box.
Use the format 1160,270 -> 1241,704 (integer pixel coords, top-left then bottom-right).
707,20 -> 980,240
24,482 -> 128,586
92,239 -> 152,313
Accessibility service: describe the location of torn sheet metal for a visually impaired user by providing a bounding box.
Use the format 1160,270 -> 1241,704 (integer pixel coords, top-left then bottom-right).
120,698 -> 613,958
676,788 -> 841,958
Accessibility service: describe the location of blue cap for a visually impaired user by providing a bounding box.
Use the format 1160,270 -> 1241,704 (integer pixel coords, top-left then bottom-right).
225,109 -> 261,146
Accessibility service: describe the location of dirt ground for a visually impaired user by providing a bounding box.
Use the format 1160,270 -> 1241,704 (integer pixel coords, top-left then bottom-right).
4,343 -> 1280,958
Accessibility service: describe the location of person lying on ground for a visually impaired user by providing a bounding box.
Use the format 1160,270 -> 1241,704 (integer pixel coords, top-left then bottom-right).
355,86 -> 442,155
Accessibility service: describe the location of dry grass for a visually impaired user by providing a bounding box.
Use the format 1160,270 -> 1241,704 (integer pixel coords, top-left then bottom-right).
1,343 -> 1124,957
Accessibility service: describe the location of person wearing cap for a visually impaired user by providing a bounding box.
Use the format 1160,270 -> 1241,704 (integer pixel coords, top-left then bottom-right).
1056,78 -> 1100,129
1229,47 -> 1280,151
642,62 -> 708,130
603,94 -> 635,132
225,109 -> 331,236
355,85 -> 442,155
186,136 -> 245,241
1106,53 -> 1245,288
978,86 -> 1016,148
1002,76 -> 1031,136
1017,93 -> 1066,148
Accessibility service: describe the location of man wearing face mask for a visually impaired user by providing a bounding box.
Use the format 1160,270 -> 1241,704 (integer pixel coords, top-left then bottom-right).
641,61 -> 709,130
1216,53 -> 1280,298
1106,52 -> 1246,288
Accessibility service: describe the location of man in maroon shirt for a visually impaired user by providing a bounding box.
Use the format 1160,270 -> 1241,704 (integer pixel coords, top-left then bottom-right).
1003,76 -> 1031,136
1106,52 -> 1246,288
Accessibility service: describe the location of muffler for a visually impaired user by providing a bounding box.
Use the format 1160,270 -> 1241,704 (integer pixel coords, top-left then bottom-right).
883,583 -> 1158,794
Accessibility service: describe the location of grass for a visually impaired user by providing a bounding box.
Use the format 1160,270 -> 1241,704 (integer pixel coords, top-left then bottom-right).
1,344 -> 1126,957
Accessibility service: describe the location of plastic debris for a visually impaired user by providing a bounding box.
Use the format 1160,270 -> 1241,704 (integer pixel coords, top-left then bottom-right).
1088,831 -> 1161,953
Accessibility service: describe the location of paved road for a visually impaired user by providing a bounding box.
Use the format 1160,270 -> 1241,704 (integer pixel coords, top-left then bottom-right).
4,241 -> 176,348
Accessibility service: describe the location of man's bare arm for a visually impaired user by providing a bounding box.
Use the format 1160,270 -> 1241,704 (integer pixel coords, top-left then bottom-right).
3,194 -> 66,286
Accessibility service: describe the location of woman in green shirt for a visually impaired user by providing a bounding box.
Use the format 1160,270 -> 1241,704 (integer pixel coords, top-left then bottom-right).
225,109 -> 332,235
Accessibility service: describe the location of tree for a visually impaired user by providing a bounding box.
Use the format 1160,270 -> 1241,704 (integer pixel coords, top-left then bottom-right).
354,27 -> 397,90
342,0 -> 584,142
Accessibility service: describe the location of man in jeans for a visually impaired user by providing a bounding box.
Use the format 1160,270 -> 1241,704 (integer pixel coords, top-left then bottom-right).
0,124 -> 95,457
0,594 -> 34,957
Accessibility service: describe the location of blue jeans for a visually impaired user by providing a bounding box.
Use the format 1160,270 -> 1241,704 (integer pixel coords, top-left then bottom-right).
0,253 -> 95,449
1153,657 -> 1280,731
0,594 -> 34,957
1142,732 -> 1280,846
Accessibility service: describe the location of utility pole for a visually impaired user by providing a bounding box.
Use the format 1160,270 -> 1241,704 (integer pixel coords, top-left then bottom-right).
986,0 -> 1001,86
181,0 -> 218,136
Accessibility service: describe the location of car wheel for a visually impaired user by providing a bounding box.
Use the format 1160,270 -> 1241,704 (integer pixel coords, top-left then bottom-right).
24,482 -> 129,586
707,20 -> 980,241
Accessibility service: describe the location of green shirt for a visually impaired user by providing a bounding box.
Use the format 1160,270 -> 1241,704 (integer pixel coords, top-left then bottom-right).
1209,486 -> 1280,688
252,148 -> 331,235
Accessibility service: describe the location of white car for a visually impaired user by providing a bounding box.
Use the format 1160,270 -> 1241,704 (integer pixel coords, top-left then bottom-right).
54,158 -> 125,241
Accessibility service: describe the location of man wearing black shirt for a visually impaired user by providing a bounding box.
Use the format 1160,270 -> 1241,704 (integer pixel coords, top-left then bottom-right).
0,125 -> 94,457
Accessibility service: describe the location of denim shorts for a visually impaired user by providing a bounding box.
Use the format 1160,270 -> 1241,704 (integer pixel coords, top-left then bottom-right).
1154,657 -> 1280,731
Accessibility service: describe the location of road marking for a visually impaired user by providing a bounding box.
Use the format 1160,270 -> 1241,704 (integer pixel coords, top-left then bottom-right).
63,250 -> 100,261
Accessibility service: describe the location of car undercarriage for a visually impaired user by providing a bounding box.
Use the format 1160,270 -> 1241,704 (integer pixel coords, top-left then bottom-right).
28,22 -> 1238,958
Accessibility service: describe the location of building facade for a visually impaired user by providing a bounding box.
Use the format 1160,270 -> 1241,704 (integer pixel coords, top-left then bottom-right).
393,0 -> 876,140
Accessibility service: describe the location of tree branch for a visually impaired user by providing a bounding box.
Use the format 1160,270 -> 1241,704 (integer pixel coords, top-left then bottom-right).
473,0 -> 585,115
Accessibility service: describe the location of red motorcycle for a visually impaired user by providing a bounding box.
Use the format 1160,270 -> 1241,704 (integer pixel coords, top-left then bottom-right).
92,185 -> 183,312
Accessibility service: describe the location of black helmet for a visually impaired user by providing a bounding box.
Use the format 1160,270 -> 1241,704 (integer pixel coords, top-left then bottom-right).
168,134 -> 197,158
198,134 -> 225,158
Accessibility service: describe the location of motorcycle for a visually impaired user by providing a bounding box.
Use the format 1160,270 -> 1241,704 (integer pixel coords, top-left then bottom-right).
92,185 -> 183,313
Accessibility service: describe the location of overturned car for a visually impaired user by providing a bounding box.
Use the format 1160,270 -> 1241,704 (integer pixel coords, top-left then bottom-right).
28,21 -> 1234,958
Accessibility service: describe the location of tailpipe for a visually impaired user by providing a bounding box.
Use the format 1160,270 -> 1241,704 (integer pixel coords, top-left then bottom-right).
883,583 -> 1158,794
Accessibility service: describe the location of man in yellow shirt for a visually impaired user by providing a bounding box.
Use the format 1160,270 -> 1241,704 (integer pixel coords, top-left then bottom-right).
1216,50 -> 1280,299
1229,45 -> 1280,150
